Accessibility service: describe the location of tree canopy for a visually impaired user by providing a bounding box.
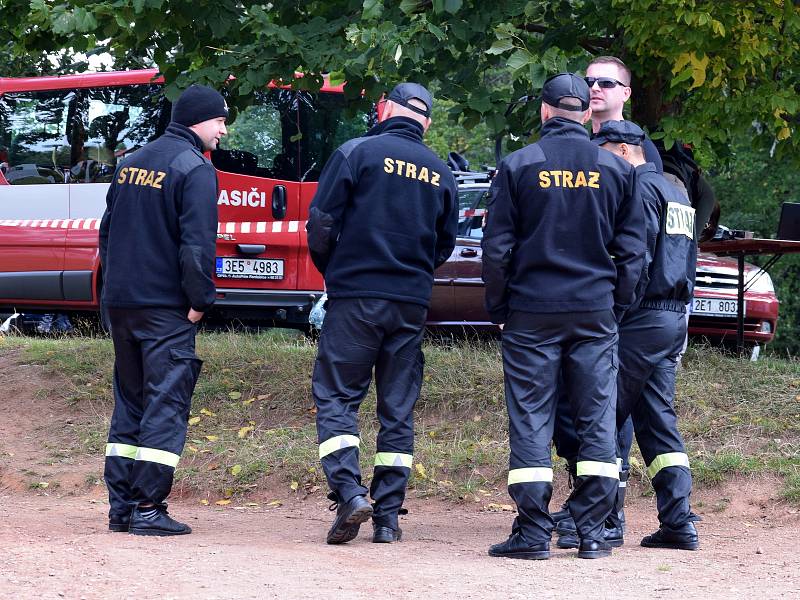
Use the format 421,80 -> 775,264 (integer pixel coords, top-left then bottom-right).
2,1 -> 798,161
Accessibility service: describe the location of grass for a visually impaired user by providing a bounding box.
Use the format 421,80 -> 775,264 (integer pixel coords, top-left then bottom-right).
3,331 -> 800,504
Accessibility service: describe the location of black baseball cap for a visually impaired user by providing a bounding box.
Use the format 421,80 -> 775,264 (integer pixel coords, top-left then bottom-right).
541,73 -> 590,111
593,120 -> 646,146
387,82 -> 433,117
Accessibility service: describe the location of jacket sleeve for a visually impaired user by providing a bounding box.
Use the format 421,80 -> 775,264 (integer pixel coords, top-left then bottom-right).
98,181 -> 115,271
434,173 -> 458,269
481,162 -> 517,324
306,149 -> 353,276
178,162 -> 219,312
608,168 -> 646,319
631,190 -> 661,306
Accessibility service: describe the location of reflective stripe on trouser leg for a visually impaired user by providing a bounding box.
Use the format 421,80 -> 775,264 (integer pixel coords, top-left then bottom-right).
128,309 -> 200,506
314,299 -> 390,504
370,307 -> 426,530
560,309 -> 619,543
626,311 -> 694,528
105,322 -> 146,520
501,327 -> 561,544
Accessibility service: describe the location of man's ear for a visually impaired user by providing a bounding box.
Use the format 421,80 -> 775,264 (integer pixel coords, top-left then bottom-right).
580,107 -> 592,125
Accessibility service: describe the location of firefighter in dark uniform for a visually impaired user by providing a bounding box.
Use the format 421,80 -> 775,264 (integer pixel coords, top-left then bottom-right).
592,120 -> 699,549
483,73 -> 646,560
306,83 -> 457,545
100,85 -> 227,536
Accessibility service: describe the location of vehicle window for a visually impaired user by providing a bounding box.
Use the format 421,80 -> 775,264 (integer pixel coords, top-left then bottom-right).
457,188 -> 488,238
0,85 -> 167,185
297,91 -> 373,182
82,85 -> 169,183
214,89 -> 298,180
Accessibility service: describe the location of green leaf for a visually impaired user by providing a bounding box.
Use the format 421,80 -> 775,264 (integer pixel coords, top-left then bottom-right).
427,23 -> 446,41
507,49 -> 532,72
362,0 -> 383,20
486,39 -> 515,55
399,0 -> 419,14
444,0 -> 463,13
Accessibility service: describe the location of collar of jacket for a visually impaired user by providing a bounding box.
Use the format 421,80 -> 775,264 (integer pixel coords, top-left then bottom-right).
366,116 -> 425,141
635,162 -> 658,175
165,122 -> 205,151
540,117 -> 591,141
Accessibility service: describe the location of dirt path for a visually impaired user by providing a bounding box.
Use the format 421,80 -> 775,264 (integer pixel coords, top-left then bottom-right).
1,348 -> 799,599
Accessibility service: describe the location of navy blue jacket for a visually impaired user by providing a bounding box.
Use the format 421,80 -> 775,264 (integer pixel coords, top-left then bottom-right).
99,123 -> 218,312
631,163 -> 696,313
482,117 -> 646,322
306,116 -> 458,307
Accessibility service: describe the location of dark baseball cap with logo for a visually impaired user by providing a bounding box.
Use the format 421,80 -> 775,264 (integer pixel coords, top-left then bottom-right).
387,82 -> 433,118
541,73 -> 590,111
593,120 -> 646,146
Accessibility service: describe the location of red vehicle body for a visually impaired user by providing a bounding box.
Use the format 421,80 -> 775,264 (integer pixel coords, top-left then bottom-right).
0,69 -> 372,326
432,177 -> 780,344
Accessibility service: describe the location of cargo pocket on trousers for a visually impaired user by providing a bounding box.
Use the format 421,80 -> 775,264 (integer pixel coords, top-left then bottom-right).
169,348 -> 203,419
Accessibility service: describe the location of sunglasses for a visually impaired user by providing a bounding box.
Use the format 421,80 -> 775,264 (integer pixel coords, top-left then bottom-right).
584,77 -> 628,89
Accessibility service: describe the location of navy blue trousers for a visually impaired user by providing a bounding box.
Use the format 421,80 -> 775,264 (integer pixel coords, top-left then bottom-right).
613,308 -> 693,529
501,310 -> 619,544
104,307 -> 201,521
313,298 -> 426,530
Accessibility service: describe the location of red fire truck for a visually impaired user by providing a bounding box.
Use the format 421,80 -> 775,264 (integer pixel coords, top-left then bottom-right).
0,69 -> 372,327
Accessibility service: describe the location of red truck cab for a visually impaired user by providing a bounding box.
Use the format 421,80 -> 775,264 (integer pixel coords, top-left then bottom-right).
0,70 -> 372,326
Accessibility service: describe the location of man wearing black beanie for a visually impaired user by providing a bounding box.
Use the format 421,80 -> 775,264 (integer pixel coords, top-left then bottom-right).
100,83 -> 227,536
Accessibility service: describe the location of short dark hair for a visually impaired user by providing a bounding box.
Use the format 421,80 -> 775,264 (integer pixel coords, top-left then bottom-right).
587,56 -> 631,86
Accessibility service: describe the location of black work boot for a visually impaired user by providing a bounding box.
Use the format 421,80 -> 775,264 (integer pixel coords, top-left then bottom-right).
108,512 -> 131,533
557,521 -> 623,549
326,494 -> 373,545
488,532 -> 550,560
578,538 -> 613,559
641,522 -> 699,550
129,504 -> 191,536
372,524 -> 402,543
555,516 -> 576,535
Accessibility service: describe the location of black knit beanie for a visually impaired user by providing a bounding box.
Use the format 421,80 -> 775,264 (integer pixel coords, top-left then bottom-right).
171,84 -> 229,127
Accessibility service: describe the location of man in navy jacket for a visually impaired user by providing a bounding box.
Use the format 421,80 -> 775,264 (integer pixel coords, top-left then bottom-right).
100,84 -> 226,536
307,82 -> 457,545
483,73 -> 645,560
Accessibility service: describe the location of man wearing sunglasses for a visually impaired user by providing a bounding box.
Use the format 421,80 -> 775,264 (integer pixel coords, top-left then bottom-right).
550,55 -> 664,546
585,56 -> 663,174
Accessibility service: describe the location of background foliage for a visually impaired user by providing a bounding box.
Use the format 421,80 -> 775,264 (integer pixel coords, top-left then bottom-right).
1,1 -> 798,350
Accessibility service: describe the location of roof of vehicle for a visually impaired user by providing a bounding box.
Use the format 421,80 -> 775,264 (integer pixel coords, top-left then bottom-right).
0,69 -> 346,94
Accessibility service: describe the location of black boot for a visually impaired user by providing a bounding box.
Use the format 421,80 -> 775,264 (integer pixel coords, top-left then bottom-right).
326,494 -> 373,545
108,511 -> 131,533
488,532 -> 550,560
556,522 -> 623,549
129,504 -> 191,536
578,538 -> 613,559
641,522 -> 699,550
373,524 -> 402,543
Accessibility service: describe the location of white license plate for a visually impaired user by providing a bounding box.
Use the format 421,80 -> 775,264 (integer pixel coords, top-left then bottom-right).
215,257 -> 284,280
692,297 -> 740,317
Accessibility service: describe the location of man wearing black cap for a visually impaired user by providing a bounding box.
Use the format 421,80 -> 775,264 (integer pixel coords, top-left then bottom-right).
100,84 -> 227,536
483,73 -> 645,560
306,82 -> 457,545
588,120 -> 698,551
